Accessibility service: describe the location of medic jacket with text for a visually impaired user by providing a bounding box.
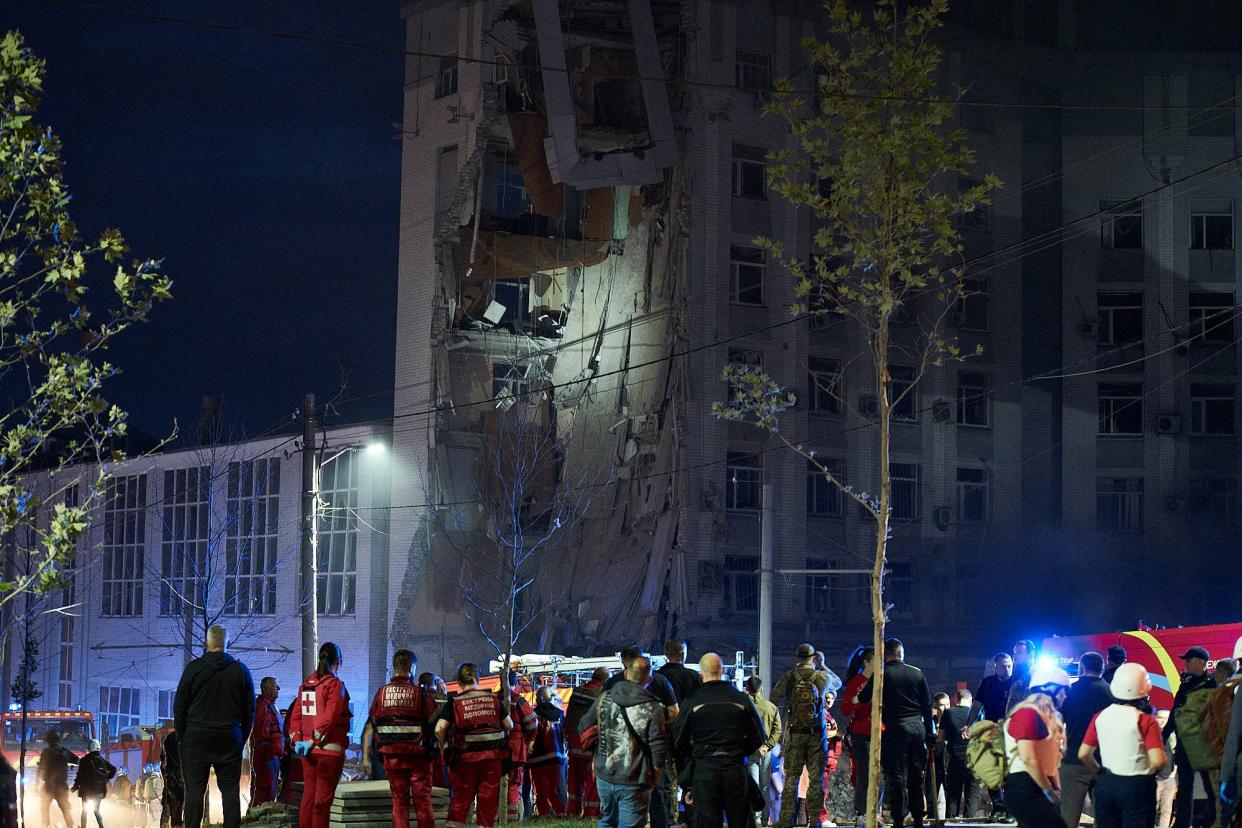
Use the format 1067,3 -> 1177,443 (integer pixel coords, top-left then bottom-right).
507,691 -> 538,764
289,671 -> 352,750
252,696 -> 285,759
368,676 -> 439,755
565,681 -> 603,756
444,688 -> 509,762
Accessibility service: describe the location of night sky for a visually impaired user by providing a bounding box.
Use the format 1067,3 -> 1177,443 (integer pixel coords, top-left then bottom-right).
7,1 -> 404,439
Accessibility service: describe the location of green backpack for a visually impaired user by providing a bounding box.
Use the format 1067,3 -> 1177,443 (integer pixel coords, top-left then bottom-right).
1175,686 -> 1220,771
965,719 -> 1008,790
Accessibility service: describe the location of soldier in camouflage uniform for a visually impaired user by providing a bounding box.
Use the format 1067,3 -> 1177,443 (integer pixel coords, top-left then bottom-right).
770,644 -> 830,828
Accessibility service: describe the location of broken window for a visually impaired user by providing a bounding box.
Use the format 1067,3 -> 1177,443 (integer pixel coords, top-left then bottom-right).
731,144 -> 767,199
435,54 -> 459,98
730,245 -> 765,305
494,280 -> 533,333
492,363 -> 531,402
1100,200 -> 1143,250
724,555 -> 759,612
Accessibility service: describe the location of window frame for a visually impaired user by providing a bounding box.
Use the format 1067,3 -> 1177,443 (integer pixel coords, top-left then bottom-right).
1190,383 -> 1236,436
159,466 -> 210,618
316,450 -> 359,617
724,554 -> 759,613
98,686 -> 141,738
1097,292 -> 1144,346
1097,383 -> 1144,436
725,451 -> 762,512
889,462 -> 922,521
224,458 -> 281,617
435,54 -> 459,99
1096,476 -> 1144,531
956,467 -> 989,525
102,474 -> 147,618
807,356 -> 843,415
1189,292 -> 1236,344
956,371 -> 990,428
730,245 -> 766,306
731,144 -> 767,200
734,49 -> 773,93
1191,210 -> 1233,250
1100,200 -> 1143,250
492,362 -> 532,401
956,278 -> 989,331
1189,477 -> 1237,524
803,558 -> 840,618
889,365 -> 918,423
806,458 -> 845,518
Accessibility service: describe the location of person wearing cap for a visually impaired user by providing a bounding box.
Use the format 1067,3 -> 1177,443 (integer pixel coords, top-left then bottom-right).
1059,652 -> 1115,828
1217,640 -> 1242,828
1164,646 -> 1217,828
1076,663 -> 1167,828
1002,664 -> 1071,828
1103,646 -> 1128,685
770,643 -> 831,828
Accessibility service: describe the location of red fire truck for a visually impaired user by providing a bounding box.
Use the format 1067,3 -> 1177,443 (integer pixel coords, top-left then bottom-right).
1,710 -> 96,780
1041,623 -> 1242,709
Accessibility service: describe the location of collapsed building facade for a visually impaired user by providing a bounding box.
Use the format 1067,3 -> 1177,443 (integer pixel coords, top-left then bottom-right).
393,0 -> 1242,681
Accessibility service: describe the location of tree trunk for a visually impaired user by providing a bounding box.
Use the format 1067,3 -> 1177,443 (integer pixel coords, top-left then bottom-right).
17,703 -> 26,828
865,324 -> 892,828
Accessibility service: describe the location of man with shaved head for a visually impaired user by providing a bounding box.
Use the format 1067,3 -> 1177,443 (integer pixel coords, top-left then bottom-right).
674,653 -> 765,828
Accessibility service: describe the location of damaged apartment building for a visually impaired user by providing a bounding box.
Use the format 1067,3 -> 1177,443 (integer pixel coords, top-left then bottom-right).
393,0 -> 1242,678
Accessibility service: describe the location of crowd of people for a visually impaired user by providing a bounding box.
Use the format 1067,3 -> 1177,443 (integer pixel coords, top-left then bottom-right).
22,625 -> 1242,828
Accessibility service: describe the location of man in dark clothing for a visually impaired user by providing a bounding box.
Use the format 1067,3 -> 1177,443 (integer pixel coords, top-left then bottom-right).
37,730 -> 78,828
1165,646 -> 1217,828
940,690 -> 979,818
859,639 -> 934,828
674,653 -> 764,828
173,624 -> 256,828
1059,651 -> 1114,828
604,646 -> 678,828
1102,645 -> 1127,684
967,653 -> 1015,725
658,640 -> 704,704
160,731 -> 185,828
74,740 -> 115,828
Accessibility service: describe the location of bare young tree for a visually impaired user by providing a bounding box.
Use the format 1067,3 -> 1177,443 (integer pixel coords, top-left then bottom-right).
714,3 -> 999,824
429,360 -> 609,699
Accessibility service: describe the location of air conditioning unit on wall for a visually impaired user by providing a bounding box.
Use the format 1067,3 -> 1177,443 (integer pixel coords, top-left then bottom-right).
1156,414 -> 1182,434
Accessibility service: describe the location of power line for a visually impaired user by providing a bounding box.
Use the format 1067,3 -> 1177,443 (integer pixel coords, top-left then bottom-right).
44,0 -> 1242,113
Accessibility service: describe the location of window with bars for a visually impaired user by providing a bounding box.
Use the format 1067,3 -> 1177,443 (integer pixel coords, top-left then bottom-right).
889,366 -> 917,422
435,54 -> 458,98
731,144 -> 767,199
724,555 -> 758,612
807,458 -> 844,518
890,463 -> 921,521
160,467 -> 210,617
1097,477 -> 1143,531
957,371 -> 989,427
102,475 -> 146,617
225,458 -> 280,616
1191,383 -> 1236,436
808,357 -> 843,414
804,558 -> 840,617
1190,478 -> 1237,524
956,467 -> 989,524
1100,200 -> 1143,249
317,451 -> 359,616
730,245 -> 765,305
1189,292 -> 1236,343
887,562 -> 914,620
1098,292 -> 1143,345
1191,211 -> 1233,250
1098,383 -> 1143,435
98,686 -> 141,738
735,49 -> 772,92
725,452 -> 762,511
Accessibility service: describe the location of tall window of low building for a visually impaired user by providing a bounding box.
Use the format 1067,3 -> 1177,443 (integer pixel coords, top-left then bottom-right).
102,474 -> 147,618
160,466 -> 210,618
224,458 -> 281,616
99,686 -> 141,738
317,451 -> 359,616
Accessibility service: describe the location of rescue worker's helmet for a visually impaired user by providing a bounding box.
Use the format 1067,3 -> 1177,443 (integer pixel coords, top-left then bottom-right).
1029,664 -> 1071,691
1110,662 -> 1153,700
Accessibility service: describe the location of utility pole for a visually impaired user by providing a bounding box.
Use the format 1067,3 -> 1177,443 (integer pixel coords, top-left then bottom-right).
759,483 -> 773,694
300,393 -> 318,677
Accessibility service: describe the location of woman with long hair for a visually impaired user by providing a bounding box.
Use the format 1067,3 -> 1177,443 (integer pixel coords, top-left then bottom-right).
289,642 -> 352,828
840,645 -> 879,828
1003,664 -> 1072,828
434,663 -> 514,828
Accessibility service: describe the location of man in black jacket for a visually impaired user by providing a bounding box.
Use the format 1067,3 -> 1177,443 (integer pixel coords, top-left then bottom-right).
173,624 -> 255,828
1059,651 -> 1114,828
859,639 -> 934,828
674,653 -> 764,828
37,730 -> 78,828
1165,646 -> 1217,828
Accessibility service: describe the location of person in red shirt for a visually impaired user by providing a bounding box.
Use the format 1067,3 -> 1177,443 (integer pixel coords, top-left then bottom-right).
1077,663 -> 1167,828
503,670 -> 538,821
434,663 -> 514,828
840,646 -> 877,828
288,642 -> 352,828
565,667 -> 608,818
365,649 -> 440,828
250,677 -> 285,806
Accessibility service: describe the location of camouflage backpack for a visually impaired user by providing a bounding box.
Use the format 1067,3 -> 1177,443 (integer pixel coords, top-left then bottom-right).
786,670 -> 824,734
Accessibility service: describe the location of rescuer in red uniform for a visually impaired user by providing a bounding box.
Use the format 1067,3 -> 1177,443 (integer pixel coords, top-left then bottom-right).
250,677 -> 284,806
434,663 -> 514,828
365,649 -> 439,828
504,670 -> 538,821
566,667 -> 608,818
289,642 -> 352,828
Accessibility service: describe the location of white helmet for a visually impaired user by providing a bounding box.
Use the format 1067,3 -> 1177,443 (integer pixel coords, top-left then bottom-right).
1110,662 -> 1153,701
1233,636 -> 1242,662
1029,664 -> 1071,690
